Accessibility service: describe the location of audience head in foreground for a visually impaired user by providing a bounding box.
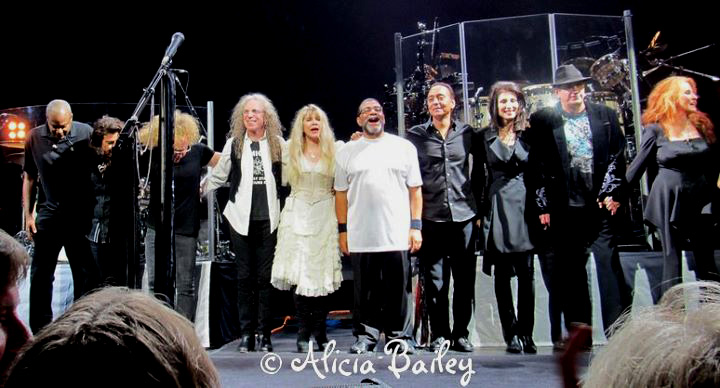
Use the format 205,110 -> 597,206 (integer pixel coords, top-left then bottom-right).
584,281 -> 720,388
5,287 -> 220,388
0,230 -> 30,382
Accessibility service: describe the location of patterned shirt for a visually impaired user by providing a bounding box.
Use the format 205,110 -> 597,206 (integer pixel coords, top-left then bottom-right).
562,110 -> 593,206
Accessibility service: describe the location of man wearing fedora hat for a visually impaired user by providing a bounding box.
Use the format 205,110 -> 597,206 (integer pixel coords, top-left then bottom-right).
528,64 -> 631,349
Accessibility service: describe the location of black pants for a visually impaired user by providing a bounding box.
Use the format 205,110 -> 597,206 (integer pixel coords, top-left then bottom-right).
351,251 -> 412,344
229,220 -> 276,336
537,247 -> 567,343
90,241 -> 127,286
659,214 -> 720,297
491,251 -> 535,341
419,220 -> 476,341
30,225 -> 100,333
294,293 -> 331,342
549,206 -> 630,335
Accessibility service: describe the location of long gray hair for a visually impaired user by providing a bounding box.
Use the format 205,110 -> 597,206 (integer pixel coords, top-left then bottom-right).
229,93 -> 283,162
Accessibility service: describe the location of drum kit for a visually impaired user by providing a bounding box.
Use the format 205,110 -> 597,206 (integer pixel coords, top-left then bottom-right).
469,51 -> 631,129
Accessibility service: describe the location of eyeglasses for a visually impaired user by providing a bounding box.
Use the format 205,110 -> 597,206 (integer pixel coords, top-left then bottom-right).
243,109 -> 264,116
359,106 -> 383,115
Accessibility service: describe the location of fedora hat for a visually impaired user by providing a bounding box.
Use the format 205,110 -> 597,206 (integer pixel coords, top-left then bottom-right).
552,64 -> 591,87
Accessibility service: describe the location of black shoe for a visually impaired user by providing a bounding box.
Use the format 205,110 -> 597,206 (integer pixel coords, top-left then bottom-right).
237,334 -> 255,352
385,339 -> 415,355
314,336 -> 329,351
520,336 -> 537,354
259,335 -> 273,352
297,338 -> 310,353
428,336 -> 448,352
505,335 -> 522,354
350,339 -> 375,354
452,337 -> 474,352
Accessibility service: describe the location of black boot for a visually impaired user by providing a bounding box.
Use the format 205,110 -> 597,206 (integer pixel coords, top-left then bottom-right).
311,296 -> 329,351
295,294 -> 312,353
297,325 -> 311,353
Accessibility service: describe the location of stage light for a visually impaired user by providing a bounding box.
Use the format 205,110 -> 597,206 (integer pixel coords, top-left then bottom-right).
18,130 -> 25,139
18,122 -> 26,130
8,121 -> 17,130
8,132 -> 16,139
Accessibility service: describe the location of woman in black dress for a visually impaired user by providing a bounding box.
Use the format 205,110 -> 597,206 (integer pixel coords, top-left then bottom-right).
474,81 -> 537,353
627,76 -> 720,297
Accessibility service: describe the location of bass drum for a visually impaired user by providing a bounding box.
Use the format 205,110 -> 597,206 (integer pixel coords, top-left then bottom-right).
471,96 -> 491,129
522,84 -> 557,113
587,91 -> 624,128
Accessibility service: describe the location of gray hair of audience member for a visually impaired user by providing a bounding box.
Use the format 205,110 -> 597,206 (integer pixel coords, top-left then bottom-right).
0,230 -> 28,291
583,281 -> 720,388
5,287 -> 220,388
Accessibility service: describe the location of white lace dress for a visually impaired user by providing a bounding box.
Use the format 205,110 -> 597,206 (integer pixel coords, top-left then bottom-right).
271,147 -> 343,297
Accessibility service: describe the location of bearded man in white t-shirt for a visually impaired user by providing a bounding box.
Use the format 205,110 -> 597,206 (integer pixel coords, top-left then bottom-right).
334,98 -> 423,354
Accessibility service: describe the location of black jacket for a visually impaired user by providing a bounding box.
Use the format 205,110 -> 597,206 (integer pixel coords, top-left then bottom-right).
528,102 -> 626,214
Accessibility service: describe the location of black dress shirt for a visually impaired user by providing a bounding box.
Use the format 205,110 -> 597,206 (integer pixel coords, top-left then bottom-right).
406,120 -> 478,222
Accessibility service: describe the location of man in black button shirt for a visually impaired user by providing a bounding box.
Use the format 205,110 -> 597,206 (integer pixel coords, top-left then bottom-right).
406,82 -> 479,352
22,100 -> 100,333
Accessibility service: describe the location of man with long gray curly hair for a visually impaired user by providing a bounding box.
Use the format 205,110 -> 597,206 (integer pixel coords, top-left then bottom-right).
204,93 -> 287,352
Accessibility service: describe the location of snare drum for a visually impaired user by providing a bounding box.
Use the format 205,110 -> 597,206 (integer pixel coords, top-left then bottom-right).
522,84 -> 557,113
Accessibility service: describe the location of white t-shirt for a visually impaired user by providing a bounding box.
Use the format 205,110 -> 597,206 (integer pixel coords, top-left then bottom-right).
334,133 -> 422,252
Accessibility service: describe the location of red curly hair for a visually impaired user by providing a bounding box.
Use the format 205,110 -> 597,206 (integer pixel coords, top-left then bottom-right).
642,76 -> 715,143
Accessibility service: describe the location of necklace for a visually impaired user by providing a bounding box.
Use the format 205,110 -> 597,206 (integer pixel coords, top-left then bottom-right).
499,127 -> 516,146
305,150 -> 320,160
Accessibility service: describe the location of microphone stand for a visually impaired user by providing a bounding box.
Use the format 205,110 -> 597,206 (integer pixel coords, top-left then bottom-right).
174,72 -> 208,139
111,43 -> 180,290
642,44 -> 718,81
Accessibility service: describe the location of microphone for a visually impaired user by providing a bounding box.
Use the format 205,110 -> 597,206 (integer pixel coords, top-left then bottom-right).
642,65 -> 661,78
161,32 -> 185,66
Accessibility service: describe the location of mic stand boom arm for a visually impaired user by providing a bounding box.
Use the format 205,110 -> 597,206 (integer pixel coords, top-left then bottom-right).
643,44 -> 718,81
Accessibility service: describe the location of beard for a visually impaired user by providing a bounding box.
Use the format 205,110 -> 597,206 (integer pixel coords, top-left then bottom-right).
362,120 -> 384,136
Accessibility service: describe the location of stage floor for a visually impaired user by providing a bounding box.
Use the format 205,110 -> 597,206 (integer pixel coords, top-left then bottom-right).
209,324 -> 590,387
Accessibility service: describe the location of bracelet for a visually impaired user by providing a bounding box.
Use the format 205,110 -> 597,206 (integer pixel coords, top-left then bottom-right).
338,223 -> 347,233
410,219 -> 422,231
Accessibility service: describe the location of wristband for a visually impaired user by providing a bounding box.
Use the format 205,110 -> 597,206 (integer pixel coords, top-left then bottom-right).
338,223 -> 347,233
410,219 -> 422,231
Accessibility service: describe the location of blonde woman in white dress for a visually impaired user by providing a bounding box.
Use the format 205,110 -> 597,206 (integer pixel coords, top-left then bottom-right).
271,104 -> 343,352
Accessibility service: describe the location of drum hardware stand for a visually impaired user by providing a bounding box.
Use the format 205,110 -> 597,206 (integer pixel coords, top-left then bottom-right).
641,43 -> 718,82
